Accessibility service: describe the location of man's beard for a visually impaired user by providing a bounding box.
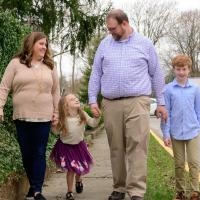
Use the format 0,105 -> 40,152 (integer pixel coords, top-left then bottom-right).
112,29 -> 125,41
112,33 -> 122,41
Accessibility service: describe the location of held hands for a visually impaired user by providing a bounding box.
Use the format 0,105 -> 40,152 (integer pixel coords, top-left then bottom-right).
155,105 -> 168,122
163,138 -> 171,147
90,103 -> 101,118
51,113 -> 58,133
51,113 -> 58,126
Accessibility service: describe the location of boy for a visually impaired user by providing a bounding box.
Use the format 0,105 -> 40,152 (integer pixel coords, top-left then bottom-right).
161,55 -> 200,200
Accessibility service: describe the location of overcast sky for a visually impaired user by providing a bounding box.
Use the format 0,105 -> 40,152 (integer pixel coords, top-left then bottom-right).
58,0 -> 200,79
175,0 -> 200,10
112,0 -> 200,11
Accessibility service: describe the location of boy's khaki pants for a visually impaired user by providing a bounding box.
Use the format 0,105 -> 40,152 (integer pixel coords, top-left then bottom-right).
171,134 -> 200,193
102,96 -> 150,197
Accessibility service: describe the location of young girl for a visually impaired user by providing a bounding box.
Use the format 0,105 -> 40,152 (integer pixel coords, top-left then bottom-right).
50,94 -> 100,200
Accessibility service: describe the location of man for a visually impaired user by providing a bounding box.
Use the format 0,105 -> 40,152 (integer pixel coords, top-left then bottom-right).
88,9 -> 167,200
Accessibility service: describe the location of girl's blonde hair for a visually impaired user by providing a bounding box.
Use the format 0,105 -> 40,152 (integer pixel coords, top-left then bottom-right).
57,95 -> 86,136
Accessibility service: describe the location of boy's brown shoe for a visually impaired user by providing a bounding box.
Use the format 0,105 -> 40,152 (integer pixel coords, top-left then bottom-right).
190,191 -> 200,200
173,191 -> 186,200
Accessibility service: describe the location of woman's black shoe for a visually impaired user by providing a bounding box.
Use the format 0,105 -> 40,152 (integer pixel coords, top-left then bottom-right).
25,187 -> 34,200
34,193 -> 46,200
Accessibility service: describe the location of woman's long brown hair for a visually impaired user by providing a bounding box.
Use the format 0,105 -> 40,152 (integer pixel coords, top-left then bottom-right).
57,95 -> 86,136
14,32 -> 54,69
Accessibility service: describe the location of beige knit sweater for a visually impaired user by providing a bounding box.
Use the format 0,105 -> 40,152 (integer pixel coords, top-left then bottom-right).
58,111 -> 100,144
0,58 -> 60,120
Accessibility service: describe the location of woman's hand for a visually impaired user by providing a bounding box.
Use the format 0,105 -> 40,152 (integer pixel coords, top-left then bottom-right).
51,113 -> 58,126
0,115 -> 3,122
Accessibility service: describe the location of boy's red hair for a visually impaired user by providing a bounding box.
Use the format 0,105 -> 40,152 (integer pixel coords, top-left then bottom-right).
171,55 -> 192,69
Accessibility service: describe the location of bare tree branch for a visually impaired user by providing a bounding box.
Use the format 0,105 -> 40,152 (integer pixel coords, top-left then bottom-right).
122,0 -> 177,45
168,10 -> 200,74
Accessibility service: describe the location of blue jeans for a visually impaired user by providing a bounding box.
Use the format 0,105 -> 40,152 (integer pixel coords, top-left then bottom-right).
15,120 -> 51,193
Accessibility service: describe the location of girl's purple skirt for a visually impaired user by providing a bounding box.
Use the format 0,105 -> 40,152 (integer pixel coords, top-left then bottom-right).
50,139 -> 93,175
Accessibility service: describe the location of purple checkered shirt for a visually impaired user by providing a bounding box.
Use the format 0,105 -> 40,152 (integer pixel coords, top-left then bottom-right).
88,31 -> 165,105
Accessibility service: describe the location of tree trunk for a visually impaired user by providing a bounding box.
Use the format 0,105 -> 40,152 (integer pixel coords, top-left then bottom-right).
59,43 -> 63,94
72,52 -> 76,92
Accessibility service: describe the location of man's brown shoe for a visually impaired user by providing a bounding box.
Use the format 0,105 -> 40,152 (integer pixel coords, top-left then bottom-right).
108,191 -> 125,200
173,191 -> 186,200
190,192 -> 200,200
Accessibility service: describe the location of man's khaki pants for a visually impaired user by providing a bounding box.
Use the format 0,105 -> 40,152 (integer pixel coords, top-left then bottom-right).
171,135 -> 200,193
102,96 -> 150,197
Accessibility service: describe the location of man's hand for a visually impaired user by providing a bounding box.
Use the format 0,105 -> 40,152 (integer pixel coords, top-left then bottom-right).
90,103 -> 101,118
163,138 -> 171,147
155,105 -> 168,122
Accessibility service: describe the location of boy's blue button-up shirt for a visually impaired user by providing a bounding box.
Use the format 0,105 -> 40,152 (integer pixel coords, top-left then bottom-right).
161,79 -> 200,140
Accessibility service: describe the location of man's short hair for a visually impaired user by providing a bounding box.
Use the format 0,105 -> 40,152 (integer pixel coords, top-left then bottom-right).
106,9 -> 129,24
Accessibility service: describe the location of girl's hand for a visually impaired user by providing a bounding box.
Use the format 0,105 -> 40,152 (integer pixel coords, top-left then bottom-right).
51,113 -> 58,126
163,138 -> 171,147
51,124 -> 58,133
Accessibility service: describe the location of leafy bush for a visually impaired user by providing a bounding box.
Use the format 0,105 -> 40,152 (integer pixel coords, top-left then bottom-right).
0,124 -> 23,184
165,70 -> 175,84
0,10 -> 30,77
0,10 -> 31,135
0,10 -> 31,184
0,125 -> 57,184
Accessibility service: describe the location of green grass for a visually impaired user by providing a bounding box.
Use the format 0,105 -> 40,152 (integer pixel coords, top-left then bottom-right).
145,135 -> 175,200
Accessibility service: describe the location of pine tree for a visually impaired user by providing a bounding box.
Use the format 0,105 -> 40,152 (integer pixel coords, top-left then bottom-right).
78,34 -> 105,104
0,0 -> 110,53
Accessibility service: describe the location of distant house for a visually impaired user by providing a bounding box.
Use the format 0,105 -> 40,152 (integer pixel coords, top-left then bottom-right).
189,77 -> 200,87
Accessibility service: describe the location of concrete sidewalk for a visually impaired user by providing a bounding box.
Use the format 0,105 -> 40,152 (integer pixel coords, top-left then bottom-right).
43,129 -> 124,200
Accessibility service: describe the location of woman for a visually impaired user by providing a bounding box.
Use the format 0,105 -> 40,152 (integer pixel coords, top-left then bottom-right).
0,32 -> 60,200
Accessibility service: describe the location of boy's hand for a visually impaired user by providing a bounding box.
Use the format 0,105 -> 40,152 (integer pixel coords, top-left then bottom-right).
163,138 -> 171,147
155,105 -> 168,122
90,103 -> 101,118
